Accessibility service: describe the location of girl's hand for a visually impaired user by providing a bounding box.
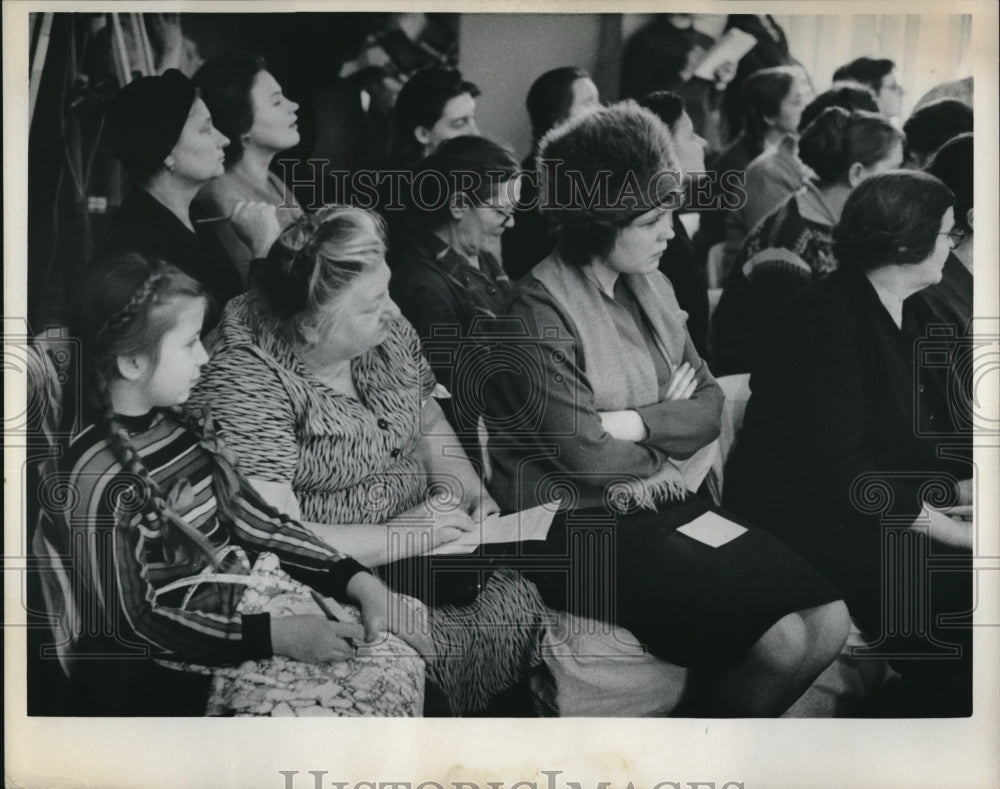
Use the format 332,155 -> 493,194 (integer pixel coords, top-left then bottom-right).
270,615 -> 364,663
665,362 -> 698,401
230,200 -> 282,258
347,572 -> 390,643
598,409 -> 647,441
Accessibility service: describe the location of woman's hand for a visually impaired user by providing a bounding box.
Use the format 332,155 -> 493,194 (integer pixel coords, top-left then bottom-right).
230,200 -> 282,258
465,489 -> 501,523
387,499 -> 476,548
921,506 -> 973,550
664,361 -> 698,401
956,478 -> 973,506
598,409 -> 647,442
270,615 -> 364,663
713,59 -> 738,89
346,573 -> 434,654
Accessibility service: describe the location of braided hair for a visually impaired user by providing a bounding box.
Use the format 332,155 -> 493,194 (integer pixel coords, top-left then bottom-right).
71,253 -> 234,569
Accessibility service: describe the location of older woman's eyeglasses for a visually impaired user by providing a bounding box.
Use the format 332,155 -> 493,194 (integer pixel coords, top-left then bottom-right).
490,205 -> 516,226
939,230 -> 966,249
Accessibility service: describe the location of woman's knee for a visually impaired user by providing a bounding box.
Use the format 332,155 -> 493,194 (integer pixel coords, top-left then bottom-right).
750,612 -> 810,673
802,599 -> 851,658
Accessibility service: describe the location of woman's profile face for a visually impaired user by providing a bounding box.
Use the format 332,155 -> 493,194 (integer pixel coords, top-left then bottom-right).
906,206 -> 954,289
168,98 -> 229,183
316,261 -> 400,361
566,78 -> 600,123
671,111 -> 707,176
876,70 -> 904,118
604,206 -> 676,275
418,92 -> 479,154
452,176 -> 522,256
246,70 -> 300,154
772,78 -> 811,135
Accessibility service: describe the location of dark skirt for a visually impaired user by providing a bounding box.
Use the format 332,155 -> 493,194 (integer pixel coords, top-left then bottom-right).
379,494 -> 841,670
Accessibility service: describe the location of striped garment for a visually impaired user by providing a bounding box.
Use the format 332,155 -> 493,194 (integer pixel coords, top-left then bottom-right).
51,410 -> 368,666
191,292 -> 436,525
737,190 -> 836,282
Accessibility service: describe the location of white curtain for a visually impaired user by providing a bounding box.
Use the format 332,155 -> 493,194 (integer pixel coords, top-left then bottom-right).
624,13 -> 973,117
772,14 -> 972,116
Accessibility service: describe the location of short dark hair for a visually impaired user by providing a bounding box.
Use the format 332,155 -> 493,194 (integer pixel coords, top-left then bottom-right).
636,90 -> 686,131
193,53 -> 268,167
739,66 -> 801,149
797,81 -> 878,132
390,67 -> 480,167
903,98 -> 974,164
526,66 -> 591,144
409,135 -> 519,228
926,132 -> 973,233
832,57 -> 896,93
833,170 -> 954,271
798,107 -> 902,184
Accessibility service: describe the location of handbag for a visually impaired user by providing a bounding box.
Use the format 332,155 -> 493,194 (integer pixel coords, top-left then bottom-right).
159,551 -> 425,716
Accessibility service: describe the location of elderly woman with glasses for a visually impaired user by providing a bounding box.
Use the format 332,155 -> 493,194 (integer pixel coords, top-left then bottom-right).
391,135 -> 521,468
724,170 -> 973,715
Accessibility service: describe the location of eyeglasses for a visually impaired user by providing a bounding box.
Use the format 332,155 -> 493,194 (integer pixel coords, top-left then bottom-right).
489,205 -> 516,226
939,230 -> 966,249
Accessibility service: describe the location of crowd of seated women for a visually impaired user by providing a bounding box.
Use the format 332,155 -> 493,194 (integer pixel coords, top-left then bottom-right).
32,21 -> 976,720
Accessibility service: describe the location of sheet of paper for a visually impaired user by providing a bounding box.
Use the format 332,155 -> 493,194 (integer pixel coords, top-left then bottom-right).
692,28 -> 758,81
675,510 -> 748,548
428,504 -> 556,555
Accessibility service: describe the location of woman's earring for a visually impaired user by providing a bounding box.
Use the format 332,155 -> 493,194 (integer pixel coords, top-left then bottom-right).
164,156 -> 176,172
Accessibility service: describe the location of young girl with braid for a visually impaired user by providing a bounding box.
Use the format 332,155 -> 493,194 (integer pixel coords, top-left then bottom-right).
52,252 -> 546,715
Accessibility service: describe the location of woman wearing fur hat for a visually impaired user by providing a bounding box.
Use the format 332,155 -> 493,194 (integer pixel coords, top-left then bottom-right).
483,101 -> 849,716
101,69 -> 281,327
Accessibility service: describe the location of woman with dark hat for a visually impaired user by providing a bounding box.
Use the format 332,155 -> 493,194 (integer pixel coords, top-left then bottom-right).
101,69 -> 280,327
483,101 -> 849,716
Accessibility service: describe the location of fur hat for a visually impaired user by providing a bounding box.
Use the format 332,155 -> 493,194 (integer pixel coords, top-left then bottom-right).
536,100 -> 683,227
106,69 -> 196,179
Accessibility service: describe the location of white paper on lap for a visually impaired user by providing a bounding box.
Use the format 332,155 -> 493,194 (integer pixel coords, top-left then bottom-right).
675,511 -> 748,548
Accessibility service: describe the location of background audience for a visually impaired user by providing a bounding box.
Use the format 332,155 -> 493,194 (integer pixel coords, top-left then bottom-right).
29,14 -> 982,719
712,107 -> 903,373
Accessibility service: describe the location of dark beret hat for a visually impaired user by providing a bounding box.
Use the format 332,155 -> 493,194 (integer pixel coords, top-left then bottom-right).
106,69 -> 196,178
